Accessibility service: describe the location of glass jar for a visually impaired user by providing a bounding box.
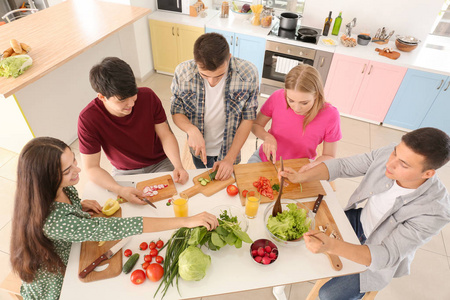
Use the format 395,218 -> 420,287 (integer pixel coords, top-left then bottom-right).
221,1 -> 229,18
260,7 -> 273,28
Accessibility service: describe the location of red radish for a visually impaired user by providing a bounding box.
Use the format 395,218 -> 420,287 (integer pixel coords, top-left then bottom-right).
265,245 -> 271,253
257,247 -> 265,257
251,250 -> 258,257
262,256 -> 272,265
269,252 -> 277,259
254,256 -> 262,263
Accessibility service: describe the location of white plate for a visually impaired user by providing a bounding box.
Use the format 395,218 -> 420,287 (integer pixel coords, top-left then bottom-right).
321,38 -> 338,46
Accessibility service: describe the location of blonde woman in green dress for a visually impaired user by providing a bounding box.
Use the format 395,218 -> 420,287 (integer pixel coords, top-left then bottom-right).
10,137 -> 218,300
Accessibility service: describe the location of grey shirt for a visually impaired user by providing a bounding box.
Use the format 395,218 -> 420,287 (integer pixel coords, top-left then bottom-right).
324,144 -> 450,292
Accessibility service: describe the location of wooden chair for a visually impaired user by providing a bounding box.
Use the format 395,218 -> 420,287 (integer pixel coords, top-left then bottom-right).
306,278 -> 378,300
0,272 -> 22,300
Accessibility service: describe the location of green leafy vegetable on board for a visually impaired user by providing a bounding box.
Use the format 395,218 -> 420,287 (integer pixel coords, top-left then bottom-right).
267,203 -> 312,241
272,183 -> 280,192
0,55 -> 32,78
178,246 -> 211,281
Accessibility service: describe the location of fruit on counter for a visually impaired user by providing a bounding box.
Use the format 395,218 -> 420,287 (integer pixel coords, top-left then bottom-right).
226,184 -> 239,196
101,198 -> 120,216
156,239 -> 164,249
139,242 -> 148,250
149,241 -> 156,249
146,263 -> 164,282
124,249 -> 132,257
142,261 -> 150,270
242,189 -> 248,198
150,248 -> 159,257
155,255 -> 164,264
144,254 -> 152,262
130,269 -> 146,285
123,253 -> 140,274
241,3 -> 251,13
0,54 -> 33,78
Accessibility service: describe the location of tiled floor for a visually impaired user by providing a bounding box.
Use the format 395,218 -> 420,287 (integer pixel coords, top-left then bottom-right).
1,73 -> 450,299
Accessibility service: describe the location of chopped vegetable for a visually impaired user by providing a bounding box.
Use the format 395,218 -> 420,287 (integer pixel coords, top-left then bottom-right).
271,183 -> 280,192
267,203 -> 312,241
0,55 -> 32,78
178,246 -> 211,281
102,198 -> 120,216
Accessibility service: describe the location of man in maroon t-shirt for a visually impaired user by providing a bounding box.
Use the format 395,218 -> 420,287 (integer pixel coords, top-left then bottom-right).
78,57 -> 188,204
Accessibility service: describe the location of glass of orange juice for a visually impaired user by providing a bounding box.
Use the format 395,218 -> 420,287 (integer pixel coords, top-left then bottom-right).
245,190 -> 261,219
172,193 -> 189,217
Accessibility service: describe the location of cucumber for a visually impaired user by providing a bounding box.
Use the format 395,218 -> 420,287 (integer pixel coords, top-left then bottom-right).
204,178 -> 210,183
198,177 -> 204,182
210,170 -> 217,180
200,180 -> 207,186
122,253 -> 139,274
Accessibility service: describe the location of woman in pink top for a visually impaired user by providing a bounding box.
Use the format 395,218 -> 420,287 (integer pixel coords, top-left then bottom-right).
248,64 -> 341,171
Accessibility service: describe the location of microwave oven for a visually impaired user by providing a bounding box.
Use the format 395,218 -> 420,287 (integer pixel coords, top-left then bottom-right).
157,0 -> 190,14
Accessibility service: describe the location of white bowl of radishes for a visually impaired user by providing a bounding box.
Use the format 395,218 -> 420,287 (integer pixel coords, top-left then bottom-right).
250,239 -> 278,265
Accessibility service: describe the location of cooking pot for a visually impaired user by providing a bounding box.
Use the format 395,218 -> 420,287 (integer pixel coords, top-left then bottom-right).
279,12 -> 301,30
297,27 -> 319,43
278,28 -> 296,39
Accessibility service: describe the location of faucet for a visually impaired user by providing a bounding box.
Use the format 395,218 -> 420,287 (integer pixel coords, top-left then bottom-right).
345,18 -> 357,36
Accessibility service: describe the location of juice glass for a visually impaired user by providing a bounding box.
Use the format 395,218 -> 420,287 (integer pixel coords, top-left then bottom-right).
172,193 -> 189,217
245,190 -> 261,219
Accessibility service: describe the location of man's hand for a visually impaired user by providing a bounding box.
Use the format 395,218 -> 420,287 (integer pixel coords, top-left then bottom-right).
118,186 -> 147,205
187,127 -> 207,163
81,200 -> 103,216
173,168 -> 189,184
212,158 -> 234,180
303,230 -> 333,254
279,166 -> 302,183
262,134 -> 277,163
298,161 -> 322,173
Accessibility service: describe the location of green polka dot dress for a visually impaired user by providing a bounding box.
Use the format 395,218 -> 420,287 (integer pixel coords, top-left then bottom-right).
20,186 -> 143,300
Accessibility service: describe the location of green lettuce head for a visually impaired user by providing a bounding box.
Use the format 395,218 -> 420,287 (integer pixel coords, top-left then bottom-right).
0,55 -> 33,78
178,246 -> 211,281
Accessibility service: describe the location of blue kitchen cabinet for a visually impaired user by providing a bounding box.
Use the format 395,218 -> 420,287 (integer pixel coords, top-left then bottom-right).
383,69 -> 447,130
419,77 -> 450,135
205,27 -> 265,81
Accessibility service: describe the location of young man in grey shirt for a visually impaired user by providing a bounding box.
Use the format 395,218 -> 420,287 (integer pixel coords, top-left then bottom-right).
281,127 -> 450,299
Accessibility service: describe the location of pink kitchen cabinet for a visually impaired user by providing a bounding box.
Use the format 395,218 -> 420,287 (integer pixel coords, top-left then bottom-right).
324,53 -> 407,122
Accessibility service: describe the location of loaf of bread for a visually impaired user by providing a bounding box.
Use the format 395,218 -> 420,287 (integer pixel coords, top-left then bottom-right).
2,47 -> 14,58
20,43 -> 31,53
10,39 -> 22,54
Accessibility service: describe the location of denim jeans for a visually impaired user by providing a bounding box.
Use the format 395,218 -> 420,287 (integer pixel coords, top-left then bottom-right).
319,208 -> 367,300
191,154 -> 218,169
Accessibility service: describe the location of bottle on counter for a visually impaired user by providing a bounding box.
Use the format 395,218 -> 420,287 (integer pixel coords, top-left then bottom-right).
323,11 -> 332,36
332,12 -> 342,36
221,1 -> 229,18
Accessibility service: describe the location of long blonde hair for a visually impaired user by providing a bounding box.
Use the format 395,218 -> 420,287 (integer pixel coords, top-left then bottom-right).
284,64 -> 325,130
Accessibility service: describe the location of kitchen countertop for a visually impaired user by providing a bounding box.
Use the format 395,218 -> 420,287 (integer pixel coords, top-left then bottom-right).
148,9 -> 219,27
0,0 -> 150,98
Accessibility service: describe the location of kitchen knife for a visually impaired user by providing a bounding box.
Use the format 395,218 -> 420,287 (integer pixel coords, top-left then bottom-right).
141,197 -> 157,209
79,237 -> 132,278
311,194 -> 324,218
200,150 -> 213,181
269,154 -> 278,174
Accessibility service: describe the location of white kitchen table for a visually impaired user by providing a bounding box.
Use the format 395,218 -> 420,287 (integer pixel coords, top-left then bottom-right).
60,169 -> 366,299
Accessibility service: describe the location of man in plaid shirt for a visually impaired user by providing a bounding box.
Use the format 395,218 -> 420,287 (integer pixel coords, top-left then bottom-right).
171,33 -> 259,180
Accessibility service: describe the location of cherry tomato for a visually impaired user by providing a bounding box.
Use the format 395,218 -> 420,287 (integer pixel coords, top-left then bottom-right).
139,242 -> 148,251
150,248 -> 158,257
144,254 -> 152,262
242,190 -> 248,198
130,269 -> 146,285
156,240 -> 164,249
149,241 -> 156,250
146,263 -> 164,282
124,249 -> 132,257
142,261 -> 150,270
226,185 -> 239,196
155,255 -> 164,264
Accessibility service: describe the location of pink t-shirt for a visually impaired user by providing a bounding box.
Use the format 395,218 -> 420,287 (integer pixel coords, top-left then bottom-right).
258,89 -> 342,161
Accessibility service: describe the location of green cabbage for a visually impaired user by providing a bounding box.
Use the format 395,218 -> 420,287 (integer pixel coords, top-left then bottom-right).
0,55 -> 33,78
267,203 -> 312,241
178,246 -> 211,281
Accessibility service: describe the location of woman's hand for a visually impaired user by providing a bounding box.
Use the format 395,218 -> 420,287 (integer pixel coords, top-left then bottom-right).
184,212 -> 219,231
81,200 -> 102,216
262,134 -> 277,163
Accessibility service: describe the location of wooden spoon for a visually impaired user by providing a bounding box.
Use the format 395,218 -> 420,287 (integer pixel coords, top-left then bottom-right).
271,157 -> 284,217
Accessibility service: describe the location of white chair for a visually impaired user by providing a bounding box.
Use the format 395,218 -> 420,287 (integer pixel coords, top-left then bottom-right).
2,8 -> 38,23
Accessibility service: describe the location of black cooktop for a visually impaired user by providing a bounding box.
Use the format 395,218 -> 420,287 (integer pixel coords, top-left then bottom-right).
269,21 -> 322,45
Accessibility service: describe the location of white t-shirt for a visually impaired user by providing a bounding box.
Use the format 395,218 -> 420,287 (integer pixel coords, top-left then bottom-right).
361,181 -> 415,237
203,76 -> 226,156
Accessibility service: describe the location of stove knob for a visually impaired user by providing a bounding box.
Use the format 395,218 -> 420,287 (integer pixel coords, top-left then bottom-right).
299,51 -> 304,55
287,49 -> 291,54
275,46 -> 279,51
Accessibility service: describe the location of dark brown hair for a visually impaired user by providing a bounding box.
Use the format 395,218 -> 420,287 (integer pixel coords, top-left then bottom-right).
89,57 -> 138,100
10,137 -> 69,282
284,64 -> 326,130
401,127 -> 450,171
193,33 -> 230,71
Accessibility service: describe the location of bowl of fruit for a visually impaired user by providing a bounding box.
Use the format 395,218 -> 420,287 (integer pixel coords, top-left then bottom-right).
231,2 -> 252,19
250,239 -> 278,265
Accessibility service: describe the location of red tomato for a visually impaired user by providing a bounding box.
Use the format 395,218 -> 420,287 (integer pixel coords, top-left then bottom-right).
242,190 -> 248,198
149,241 -> 156,250
144,254 -> 152,262
226,185 -> 239,196
155,255 -> 164,264
146,263 -> 164,282
150,248 -> 158,257
130,269 -> 146,285
156,240 -> 164,249
139,242 -> 148,250
124,249 -> 132,257
142,261 -> 150,270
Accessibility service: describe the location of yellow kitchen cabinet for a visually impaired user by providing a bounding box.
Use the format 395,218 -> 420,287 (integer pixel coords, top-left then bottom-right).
149,20 -> 204,73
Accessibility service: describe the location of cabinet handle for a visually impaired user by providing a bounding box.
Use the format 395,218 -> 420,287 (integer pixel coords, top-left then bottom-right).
177,27 -> 179,36
368,65 -> 373,75
172,26 -> 174,36
444,81 -> 450,92
437,79 -> 444,89
230,36 -> 233,46
320,57 -> 325,67
236,36 -> 238,47
361,64 -> 366,73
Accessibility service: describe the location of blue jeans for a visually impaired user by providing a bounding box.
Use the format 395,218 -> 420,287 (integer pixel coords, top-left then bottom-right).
191,154 -> 218,169
319,208 -> 367,300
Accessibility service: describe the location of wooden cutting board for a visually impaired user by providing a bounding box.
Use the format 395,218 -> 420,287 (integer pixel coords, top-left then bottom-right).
135,174 -> 177,203
375,48 -> 401,60
78,208 -> 123,282
302,200 -> 342,240
234,158 -> 326,206
180,170 -> 235,198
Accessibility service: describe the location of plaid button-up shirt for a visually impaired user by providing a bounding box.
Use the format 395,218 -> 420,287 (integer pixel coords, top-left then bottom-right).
170,57 -> 259,164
